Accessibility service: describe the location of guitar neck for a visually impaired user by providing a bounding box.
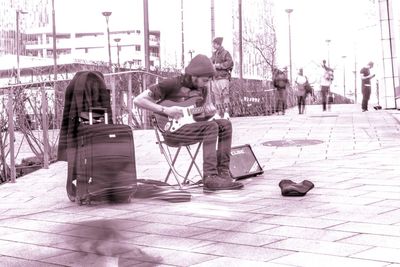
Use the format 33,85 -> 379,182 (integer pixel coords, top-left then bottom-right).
190,106 -> 207,115
190,103 -> 228,115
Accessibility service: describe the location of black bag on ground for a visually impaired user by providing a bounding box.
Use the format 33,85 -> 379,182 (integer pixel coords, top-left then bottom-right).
134,179 -> 191,203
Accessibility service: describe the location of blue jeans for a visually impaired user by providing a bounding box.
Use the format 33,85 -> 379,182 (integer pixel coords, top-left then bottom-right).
362,86 -> 371,110
163,119 -> 232,177
321,86 -> 330,111
275,89 -> 287,112
211,79 -> 230,113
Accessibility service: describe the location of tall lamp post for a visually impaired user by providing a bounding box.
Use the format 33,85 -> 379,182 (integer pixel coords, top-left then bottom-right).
114,38 -> 121,72
342,55 -> 346,97
285,8 -> 293,85
102,11 -> 112,69
325,39 -> 331,67
10,9 -> 27,183
16,9 -> 28,83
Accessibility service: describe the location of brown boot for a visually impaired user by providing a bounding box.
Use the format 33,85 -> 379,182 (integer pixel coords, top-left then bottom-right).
218,169 -> 244,187
218,169 -> 233,180
203,174 -> 244,192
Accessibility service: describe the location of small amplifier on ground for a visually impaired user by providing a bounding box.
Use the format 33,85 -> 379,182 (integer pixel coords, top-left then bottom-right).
229,144 -> 264,179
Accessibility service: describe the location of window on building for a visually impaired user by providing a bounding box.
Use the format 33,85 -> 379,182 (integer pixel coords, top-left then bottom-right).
57,49 -> 71,55
135,45 -> 141,51
132,59 -> 142,65
27,50 -> 39,56
149,47 -> 159,57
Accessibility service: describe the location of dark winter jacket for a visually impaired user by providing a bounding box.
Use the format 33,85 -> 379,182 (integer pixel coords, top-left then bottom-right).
273,72 -> 289,90
211,46 -> 234,80
57,71 -> 113,161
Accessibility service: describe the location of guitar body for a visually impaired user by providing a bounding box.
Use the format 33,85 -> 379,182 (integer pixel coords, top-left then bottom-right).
155,97 -> 226,133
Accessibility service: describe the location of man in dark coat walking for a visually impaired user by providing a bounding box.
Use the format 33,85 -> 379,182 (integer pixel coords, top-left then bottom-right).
210,37 -> 234,116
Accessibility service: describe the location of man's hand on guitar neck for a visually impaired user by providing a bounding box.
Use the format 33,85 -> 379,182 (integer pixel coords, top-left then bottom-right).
163,106 -> 184,120
194,104 -> 217,121
203,104 -> 217,116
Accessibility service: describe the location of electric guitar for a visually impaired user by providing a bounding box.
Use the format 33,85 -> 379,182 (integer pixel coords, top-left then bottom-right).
154,97 -> 229,133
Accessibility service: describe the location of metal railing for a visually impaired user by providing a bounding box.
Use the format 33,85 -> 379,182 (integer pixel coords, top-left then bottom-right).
0,69 -> 297,184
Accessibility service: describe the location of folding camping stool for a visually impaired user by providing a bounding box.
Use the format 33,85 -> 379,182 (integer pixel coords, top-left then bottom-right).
151,116 -> 203,189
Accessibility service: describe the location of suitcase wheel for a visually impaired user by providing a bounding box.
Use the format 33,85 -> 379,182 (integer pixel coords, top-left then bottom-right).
77,196 -> 91,205
86,196 -> 91,206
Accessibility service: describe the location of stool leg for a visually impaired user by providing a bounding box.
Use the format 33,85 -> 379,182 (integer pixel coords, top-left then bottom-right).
182,143 -> 203,184
164,146 -> 183,188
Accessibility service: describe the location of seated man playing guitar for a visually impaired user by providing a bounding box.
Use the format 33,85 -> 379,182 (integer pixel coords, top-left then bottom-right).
134,54 -> 243,192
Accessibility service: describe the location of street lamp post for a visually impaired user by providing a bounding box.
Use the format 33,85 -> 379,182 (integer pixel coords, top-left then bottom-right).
10,9 -> 27,183
325,39 -> 331,67
114,38 -> 121,72
342,55 -> 346,97
16,10 -> 28,83
102,11 -> 112,70
285,8 -> 293,85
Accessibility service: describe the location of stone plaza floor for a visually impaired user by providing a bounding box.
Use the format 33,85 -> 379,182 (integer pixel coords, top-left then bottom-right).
1,104 -> 400,266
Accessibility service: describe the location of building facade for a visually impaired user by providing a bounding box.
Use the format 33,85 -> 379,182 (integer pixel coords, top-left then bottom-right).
0,0 -> 160,72
0,0 -> 50,56
23,30 -> 160,69
378,0 -> 400,109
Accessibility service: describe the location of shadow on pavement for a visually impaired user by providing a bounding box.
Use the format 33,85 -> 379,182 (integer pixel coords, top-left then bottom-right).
58,219 -> 163,266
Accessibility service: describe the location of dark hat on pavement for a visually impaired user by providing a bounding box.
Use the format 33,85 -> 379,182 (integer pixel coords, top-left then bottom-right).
279,179 -> 314,197
212,37 -> 223,45
185,54 -> 215,77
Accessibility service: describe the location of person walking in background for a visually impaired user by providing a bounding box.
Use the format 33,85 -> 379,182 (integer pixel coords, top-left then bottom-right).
327,92 -> 334,111
360,61 -> 375,112
295,68 -> 308,114
211,37 -> 234,117
273,68 -> 289,115
321,59 -> 333,72
320,68 -> 334,111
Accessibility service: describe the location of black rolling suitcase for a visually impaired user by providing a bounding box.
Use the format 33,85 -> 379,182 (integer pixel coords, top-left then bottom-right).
76,108 -> 137,205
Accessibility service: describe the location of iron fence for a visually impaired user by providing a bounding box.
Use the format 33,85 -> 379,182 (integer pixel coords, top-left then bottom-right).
0,69 -> 296,183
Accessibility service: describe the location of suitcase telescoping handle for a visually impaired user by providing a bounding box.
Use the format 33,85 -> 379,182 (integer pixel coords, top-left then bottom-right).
89,107 -> 108,125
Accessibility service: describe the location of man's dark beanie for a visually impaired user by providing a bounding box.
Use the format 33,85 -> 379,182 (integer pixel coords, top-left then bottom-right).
213,37 -> 223,46
185,54 -> 215,77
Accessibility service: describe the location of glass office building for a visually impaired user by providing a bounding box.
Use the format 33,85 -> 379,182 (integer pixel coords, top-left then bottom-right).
378,0 -> 400,109
0,0 -> 50,56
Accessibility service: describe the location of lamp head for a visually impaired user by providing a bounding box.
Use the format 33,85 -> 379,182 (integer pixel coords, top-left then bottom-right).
114,38 -> 121,43
285,8 -> 293,14
17,10 -> 28,14
102,11 -> 112,17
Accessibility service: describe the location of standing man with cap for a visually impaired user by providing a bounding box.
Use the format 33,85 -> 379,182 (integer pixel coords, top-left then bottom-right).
211,37 -> 234,117
134,54 -> 243,192
360,61 -> 375,112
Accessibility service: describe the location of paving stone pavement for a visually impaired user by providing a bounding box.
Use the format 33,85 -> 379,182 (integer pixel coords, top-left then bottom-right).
1,104 -> 400,266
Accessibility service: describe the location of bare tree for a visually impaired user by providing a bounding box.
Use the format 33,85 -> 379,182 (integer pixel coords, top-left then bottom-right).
242,0 -> 277,80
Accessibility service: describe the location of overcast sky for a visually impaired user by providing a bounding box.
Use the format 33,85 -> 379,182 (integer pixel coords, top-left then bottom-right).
275,0 -> 380,74
51,0 -> 380,88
